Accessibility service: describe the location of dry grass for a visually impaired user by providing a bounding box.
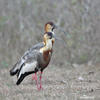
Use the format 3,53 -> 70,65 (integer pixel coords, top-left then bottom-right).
0,0 -> 100,99
0,63 -> 100,100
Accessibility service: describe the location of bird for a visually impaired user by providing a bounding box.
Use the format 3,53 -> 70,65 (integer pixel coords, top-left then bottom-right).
10,22 -> 56,90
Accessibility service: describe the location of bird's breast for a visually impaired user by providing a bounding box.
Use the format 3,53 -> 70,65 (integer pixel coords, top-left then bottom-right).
43,49 -> 52,62
38,49 -> 53,68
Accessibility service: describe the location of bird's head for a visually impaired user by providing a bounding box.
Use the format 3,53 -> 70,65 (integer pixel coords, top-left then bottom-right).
45,22 -> 56,33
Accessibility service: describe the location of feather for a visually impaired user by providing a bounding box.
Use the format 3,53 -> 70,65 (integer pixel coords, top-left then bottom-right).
10,42 -> 44,76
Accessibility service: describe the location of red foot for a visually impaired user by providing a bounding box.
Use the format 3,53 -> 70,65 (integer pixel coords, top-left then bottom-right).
37,87 -> 43,91
37,84 -> 43,91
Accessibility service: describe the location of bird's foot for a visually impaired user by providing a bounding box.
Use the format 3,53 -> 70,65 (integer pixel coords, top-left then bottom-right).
37,85 -> 43,91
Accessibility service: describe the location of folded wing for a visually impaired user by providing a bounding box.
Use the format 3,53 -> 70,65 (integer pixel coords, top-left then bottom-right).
10,42 -> 44,76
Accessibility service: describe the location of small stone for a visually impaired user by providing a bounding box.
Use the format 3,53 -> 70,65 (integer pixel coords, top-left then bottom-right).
78,76 -> 84,81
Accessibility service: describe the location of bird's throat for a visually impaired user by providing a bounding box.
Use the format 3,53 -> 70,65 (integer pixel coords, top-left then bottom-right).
40,39 -> 53,53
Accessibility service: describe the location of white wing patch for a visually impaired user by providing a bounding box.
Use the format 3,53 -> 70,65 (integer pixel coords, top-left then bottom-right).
18,61 -> 37,79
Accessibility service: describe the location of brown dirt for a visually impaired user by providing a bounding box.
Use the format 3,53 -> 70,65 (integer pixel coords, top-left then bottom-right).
0,63 -> 100,100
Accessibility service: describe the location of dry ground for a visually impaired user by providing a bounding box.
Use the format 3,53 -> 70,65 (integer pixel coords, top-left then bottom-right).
0,63 -> 100,100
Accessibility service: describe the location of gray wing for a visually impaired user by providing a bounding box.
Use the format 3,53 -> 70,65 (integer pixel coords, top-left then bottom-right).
17,50 -> 40,79
22,42 -> 44,60
29,42 -> 44,50
10,42 -> 44,76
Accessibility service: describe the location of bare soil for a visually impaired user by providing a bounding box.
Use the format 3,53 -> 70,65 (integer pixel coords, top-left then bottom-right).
0,63 -> 100,100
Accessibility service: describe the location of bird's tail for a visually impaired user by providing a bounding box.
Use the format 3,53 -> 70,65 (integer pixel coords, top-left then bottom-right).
10,60 -> 23,76
10,63 -> 19,76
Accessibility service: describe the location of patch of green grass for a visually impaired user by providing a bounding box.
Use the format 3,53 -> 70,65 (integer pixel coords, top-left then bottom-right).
78,54 -> 89,64
60,21 -> 65,27
0,94 -> 5,100
71,0 -> 77,5
67,39 -> 74,47
1,61 -> 9,68
0,16 -> 8,25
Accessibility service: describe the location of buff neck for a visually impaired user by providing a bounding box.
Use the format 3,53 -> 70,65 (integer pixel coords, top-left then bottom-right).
40,38 -> 55,53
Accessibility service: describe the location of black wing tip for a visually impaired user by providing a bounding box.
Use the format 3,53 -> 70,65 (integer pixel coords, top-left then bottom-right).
16,78 -> 22,85
16,81 -> 20,85
10,69 -> 18,76
10,69 -> 15,76
16,72 -> 35,85
16,74 -> 25,85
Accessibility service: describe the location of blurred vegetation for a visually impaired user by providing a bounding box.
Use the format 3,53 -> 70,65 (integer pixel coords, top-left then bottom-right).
0,0 -> 100,68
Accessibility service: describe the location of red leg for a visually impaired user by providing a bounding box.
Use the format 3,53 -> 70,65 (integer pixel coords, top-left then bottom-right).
34,73 -> 39,90
39,71 -> 43,90
32,74 -> 35,80
32,72 -> 43,90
